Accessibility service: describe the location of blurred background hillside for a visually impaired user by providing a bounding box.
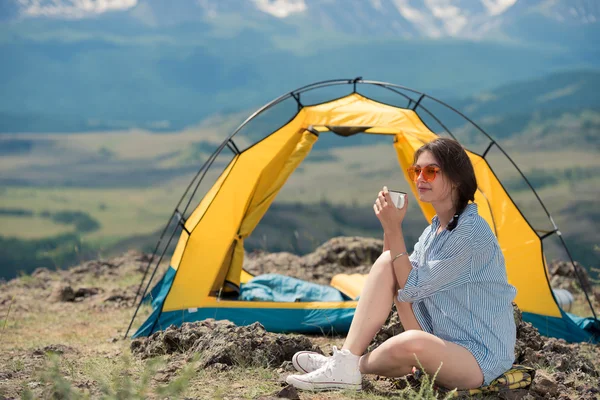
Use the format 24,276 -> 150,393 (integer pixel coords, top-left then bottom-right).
0,0 -> 598,282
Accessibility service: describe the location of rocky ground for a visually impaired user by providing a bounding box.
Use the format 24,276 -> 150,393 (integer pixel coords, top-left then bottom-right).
0,238 -> 599,399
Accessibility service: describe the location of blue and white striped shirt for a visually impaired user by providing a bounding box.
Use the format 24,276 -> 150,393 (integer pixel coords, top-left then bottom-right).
397,203 -> 517,385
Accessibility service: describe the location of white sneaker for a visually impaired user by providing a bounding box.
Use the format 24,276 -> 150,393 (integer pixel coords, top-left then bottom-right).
286,346 -> 362,391
291,351 -> 329,373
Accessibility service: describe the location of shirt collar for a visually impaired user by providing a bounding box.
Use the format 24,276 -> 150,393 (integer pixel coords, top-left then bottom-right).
431,203 -> 477,227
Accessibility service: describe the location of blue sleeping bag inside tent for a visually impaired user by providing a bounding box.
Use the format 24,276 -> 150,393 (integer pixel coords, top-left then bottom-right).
240,273 -> 345,302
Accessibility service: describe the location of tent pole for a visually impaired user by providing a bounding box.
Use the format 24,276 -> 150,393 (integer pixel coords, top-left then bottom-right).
144,145 -> 241,336
124,218 -> 182,339
556,233 -> 598,320
124,143 -> 226,338
372,84 -> 462,142
129,210 -> 177,308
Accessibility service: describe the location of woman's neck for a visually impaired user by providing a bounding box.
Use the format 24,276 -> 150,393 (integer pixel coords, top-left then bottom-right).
433,201 -> 457,229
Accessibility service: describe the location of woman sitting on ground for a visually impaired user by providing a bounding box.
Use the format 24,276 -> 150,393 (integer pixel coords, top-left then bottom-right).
286,137 -> 517,392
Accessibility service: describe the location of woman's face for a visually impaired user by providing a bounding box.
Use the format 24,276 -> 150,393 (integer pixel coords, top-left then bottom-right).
414,150 -> 454,204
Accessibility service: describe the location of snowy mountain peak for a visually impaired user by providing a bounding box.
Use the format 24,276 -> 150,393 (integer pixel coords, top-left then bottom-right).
16,0 -> 138,19
6,0 -> 598,39
251,0 -> 306,18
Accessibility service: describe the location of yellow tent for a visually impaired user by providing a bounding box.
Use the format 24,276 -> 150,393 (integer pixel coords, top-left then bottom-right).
128,79 -> 598,343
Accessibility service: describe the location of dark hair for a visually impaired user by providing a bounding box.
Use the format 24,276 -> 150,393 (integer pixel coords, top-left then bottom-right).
413,137 -> 477,231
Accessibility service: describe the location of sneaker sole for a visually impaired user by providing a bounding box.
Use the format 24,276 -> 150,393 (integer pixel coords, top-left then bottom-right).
286,375 -> 361,391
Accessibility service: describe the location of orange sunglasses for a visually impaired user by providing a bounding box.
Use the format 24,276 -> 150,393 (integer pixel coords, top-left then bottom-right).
407,165 -> 441,182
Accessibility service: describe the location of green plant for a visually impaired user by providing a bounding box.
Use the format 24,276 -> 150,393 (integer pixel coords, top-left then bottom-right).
24,352 -> 199,400
39,353 -> 85,399
154,360 -> 196,398
1,295 -> 16,336
10,359 -> 25,373
392,359 -> 457,400
97,353 -> 199,399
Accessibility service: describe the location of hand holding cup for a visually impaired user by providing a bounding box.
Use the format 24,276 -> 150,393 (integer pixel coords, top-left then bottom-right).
373,186 -> 407,232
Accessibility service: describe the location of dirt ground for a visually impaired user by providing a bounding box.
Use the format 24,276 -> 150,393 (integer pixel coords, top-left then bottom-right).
1,241 -> 599,399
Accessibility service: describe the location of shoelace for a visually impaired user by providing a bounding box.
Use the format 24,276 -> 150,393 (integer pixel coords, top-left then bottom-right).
308,353 -> 326,370
323,346 -> 341,378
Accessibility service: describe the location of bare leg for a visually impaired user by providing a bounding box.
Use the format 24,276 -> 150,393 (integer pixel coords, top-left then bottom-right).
359,330 -> 484,389
344,253 -> 484,389
342,251 -> 397,356
342,251 -> 423,353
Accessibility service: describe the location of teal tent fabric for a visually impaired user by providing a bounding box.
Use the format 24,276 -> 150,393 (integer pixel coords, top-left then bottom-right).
142,268 -> 170,308
239,273 -> 345,302
133,305 -> 356,338
134,270 -> 599,344
566,312 -> 600,340
522,310 -> 599,343
133,269 -> 354,338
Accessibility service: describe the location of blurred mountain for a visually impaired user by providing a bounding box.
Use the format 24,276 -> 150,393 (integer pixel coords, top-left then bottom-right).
454,70 -> 600,118
0,0 -> 598,133
7,0 -> 599,42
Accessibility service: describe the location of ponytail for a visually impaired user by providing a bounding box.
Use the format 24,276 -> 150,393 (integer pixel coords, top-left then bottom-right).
447,195 -> 471,231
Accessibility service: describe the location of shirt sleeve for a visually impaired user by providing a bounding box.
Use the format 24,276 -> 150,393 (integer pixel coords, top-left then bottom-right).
408,225 -> 431,268
398,223 -> 473,302
408,233 -> 423,270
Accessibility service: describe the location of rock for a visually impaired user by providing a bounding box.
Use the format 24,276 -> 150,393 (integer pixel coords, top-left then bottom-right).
32,344 -> 75,356
67,250 -> 152,278
102,286 -> 136,305
498,389 -> 533,400
49,284 -> 75,302
303,237 -> 383,268
74,379 -> 94,389
553,371 -> 566,382
274,385 -> 300,399
548,261 -> 574,277
31,267 -> 53,282
278,360 -> 295,373
74,287 -> 102,299
209,362 -> 230,372
244,252 -> 304,278
532,370 -> 559,398
243,237 -> 383,285
152,359 -> 186,384
131,319 -> 320,369
548,260 -> 593,293
71,260 -> 119,276
514,311 -> 544,365
49,285 -> 103,302
513,315 -> 598,377
0,371 -> 13,380
256,386 -> 300,400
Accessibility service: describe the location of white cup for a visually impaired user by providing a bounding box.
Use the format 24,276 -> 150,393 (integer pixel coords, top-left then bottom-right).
388,191 -> 406,209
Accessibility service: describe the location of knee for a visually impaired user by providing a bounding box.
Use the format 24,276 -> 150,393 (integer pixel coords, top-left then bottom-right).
391,331 -> 427,363
368,250 -> 394,278
371,251 -> 393,272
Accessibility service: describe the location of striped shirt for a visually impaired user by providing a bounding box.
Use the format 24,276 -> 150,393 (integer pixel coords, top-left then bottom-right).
397,203 -> 517,385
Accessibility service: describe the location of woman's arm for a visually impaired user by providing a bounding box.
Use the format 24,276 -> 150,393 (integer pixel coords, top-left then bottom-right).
385,228 -> 412,290
386,227 -> 426,331
374,188 -> 411,289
